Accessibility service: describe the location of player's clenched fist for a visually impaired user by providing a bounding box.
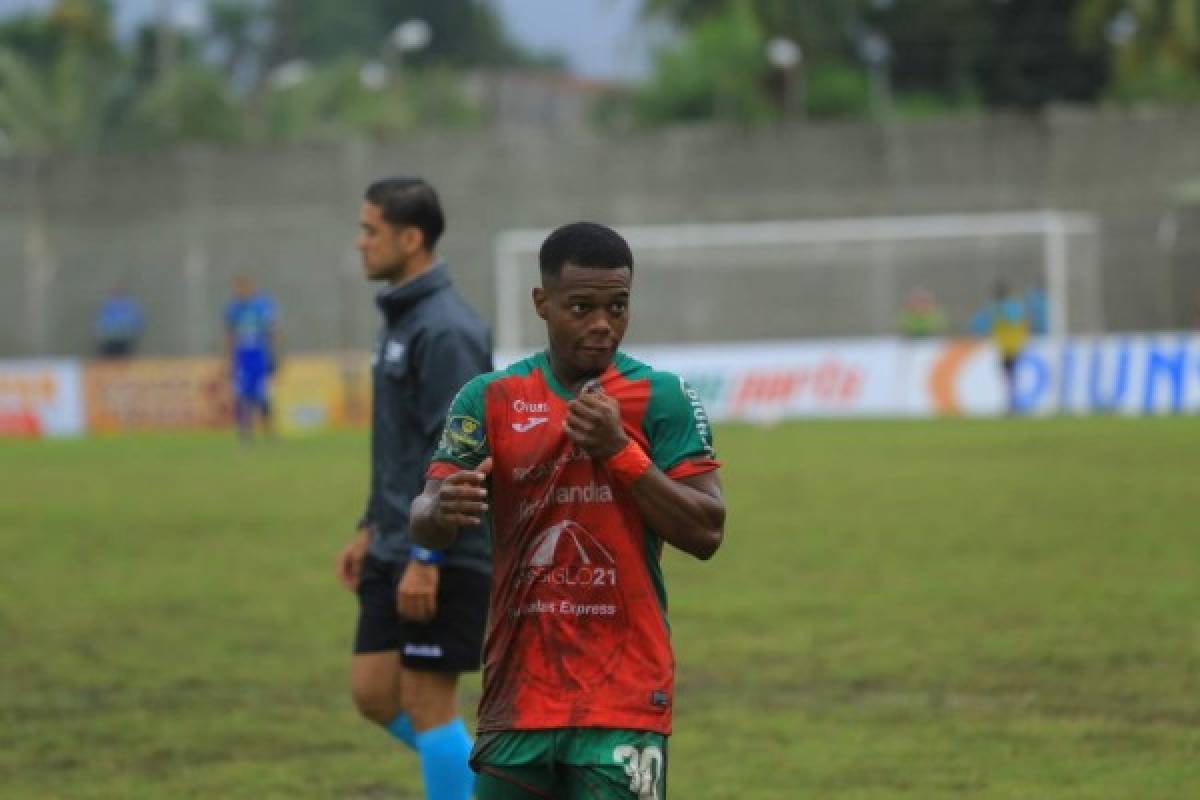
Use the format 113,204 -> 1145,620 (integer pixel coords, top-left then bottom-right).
434,457 -> 493,528
565,386 -> 629,459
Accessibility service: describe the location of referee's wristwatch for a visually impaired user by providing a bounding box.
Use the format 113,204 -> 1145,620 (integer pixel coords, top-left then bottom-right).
410,546 -> 445,565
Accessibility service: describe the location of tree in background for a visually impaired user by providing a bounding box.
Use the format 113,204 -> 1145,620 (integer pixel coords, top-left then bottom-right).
639,0 -> 1200,123
1075,0 -> 1200,102
261,0 -> 526,72
634,4 -> 774,124
0,0 -> 544,153
0,0 -> 120,154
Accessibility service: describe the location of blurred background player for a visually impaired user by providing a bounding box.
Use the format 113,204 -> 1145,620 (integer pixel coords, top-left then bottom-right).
983,280 -> 1031,415
335,177 -> 492,800
898,287 -> 947,339
94,285 -> 145,358
411,221 -> 727,799
223,275 -> 278,440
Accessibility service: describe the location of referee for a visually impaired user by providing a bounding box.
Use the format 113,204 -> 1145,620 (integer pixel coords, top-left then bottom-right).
335,177 -> 492,800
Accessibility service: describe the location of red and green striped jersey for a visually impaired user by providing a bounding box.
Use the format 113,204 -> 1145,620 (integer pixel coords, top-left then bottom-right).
428,350 -> 719,735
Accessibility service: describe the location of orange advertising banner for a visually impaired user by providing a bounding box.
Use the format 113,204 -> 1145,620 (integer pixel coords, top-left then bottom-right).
83,358 -> 232,432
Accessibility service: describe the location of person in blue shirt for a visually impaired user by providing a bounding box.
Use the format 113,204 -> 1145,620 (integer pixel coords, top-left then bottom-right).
95,286 -> 145,358
223,275 -> 278,440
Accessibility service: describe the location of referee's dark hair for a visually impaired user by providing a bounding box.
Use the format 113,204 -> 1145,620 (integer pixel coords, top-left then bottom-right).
364,177 -> 445,251
539,221 -> 634,280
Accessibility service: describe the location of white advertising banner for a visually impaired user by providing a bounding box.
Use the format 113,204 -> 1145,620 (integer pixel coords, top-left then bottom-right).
506,332 -> 1200,421
627,340 -> 904,421
0,359 -> 86,437
1010,333 -> 1200,416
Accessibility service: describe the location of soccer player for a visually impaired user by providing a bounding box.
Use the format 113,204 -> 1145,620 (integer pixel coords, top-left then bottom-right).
987,280 -> 1031,415
410,221 -> 727,799
223,275 -> 277,440
335,177 -> 492,800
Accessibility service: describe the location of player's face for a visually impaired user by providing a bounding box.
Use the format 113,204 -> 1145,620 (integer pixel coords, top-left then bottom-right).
534,263 -> 632,379
356,202 -> 420,283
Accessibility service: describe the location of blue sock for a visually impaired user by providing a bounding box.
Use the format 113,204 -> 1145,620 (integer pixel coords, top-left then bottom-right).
385,712 -> 418,751
415,718 -> 475,800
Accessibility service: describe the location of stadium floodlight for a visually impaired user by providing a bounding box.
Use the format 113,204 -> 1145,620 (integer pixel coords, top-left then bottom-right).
391,19 -> 432,53
493,211 -> 1102,355
766,38 -> 801,71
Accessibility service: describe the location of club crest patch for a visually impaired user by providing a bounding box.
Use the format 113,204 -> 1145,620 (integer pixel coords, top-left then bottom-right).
442,414 -> 485,456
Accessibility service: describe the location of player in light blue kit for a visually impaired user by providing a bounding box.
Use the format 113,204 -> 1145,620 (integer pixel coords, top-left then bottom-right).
224,275 -> 278,440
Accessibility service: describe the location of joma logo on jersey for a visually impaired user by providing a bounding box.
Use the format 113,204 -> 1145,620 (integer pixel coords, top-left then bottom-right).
518,482 -> 614,521
513,399 -> 550,413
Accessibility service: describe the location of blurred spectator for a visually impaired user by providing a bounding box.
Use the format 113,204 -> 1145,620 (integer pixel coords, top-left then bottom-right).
898,287 -> 947,338
94,286 -> 145,358
223,275 -> 278,441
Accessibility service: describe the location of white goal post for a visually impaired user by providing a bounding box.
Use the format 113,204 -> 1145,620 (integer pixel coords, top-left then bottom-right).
493,211 -> 1101,354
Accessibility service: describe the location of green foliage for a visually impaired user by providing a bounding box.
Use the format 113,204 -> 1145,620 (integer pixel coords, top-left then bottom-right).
265,0 -> 528,69
122,65 -> 245,147
634,5 -> 774,125
0,0 -> 514,154
2,419 -> 1200,797
1075,0 -> 1200,103
0,44 -> 112,155
803,62 -> 871,119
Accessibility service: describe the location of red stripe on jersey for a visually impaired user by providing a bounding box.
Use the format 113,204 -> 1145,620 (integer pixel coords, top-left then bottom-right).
426,462 -> 460,480
665,458 -> 722,480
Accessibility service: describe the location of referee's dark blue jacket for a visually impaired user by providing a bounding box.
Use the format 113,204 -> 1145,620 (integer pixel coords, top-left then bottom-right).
360,262 -> 493,575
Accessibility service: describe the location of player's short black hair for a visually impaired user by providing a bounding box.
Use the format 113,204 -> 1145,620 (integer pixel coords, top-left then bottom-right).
539,221 -> 634,279
364,177 -> 445,250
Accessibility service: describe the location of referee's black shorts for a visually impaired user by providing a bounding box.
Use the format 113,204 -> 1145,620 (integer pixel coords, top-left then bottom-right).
353,554 -> 490,673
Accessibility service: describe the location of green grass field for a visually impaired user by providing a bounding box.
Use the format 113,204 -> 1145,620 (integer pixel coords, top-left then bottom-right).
2,418 -> 1199,799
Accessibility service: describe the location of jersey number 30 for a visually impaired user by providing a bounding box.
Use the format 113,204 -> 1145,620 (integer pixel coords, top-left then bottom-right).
613,745 -> 663,799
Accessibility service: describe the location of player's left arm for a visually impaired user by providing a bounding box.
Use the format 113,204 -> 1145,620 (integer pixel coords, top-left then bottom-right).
624,464 -> 724,560
566,389 -> 725,560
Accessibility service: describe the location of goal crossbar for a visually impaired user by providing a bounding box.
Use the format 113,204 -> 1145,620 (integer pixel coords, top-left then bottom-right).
494,211 -> 1100,353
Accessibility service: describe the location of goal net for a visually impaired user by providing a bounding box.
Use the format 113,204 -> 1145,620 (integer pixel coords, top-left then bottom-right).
492,211 -> 1102,356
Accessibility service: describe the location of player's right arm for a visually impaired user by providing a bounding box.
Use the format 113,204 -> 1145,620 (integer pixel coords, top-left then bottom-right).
409,374 -> 494,550
410,459 -> 492,550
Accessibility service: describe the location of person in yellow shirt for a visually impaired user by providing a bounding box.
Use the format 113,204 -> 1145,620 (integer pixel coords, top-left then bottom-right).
988,281 -> 1030,415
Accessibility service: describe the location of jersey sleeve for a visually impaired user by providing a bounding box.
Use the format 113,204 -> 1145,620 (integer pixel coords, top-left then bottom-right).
643,372 -> 720,479
427,373 -> 491,479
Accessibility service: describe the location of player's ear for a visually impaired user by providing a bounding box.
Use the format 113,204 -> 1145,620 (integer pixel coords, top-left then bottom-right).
401,226 -> 424,255
532,287 -> 548,320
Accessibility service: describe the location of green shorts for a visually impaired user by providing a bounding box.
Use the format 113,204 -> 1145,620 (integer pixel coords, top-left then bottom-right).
472,728 -> 669,800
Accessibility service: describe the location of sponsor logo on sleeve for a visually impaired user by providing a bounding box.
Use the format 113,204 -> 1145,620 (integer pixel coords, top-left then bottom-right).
680,377 -> 714,456
441,414 -> 485,456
